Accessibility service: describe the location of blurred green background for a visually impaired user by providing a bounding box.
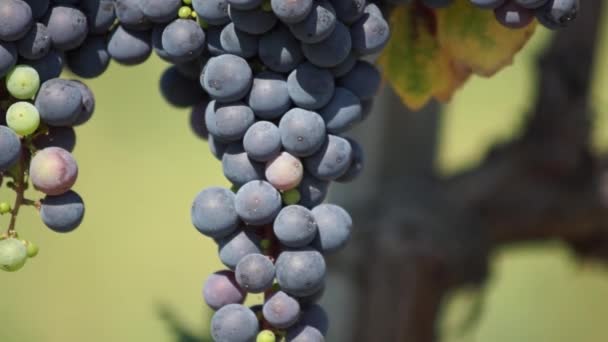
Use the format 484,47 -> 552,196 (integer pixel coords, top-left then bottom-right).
2,12 -> 608,341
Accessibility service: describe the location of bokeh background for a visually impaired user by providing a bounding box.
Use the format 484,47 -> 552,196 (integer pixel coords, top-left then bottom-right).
2,10 -> 608,342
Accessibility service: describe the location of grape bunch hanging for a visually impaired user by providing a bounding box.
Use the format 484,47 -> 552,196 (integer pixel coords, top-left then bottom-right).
0,0 -> 578,341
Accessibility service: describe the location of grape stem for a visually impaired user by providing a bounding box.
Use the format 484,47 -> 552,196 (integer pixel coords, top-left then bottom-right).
7,146 -> 28,236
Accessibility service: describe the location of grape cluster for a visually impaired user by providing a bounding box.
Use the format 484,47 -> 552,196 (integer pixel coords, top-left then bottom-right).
0,0 -> 108,272
173,0 -> 389,339
415,0 -> 579,29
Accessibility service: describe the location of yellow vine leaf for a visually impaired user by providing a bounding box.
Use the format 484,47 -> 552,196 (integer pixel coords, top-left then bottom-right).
436,0 -> 536,77
379,6 -> 465,110
379,0 -> 536,110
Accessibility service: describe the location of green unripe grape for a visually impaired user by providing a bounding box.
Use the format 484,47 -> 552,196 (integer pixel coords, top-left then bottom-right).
256,330 -> 276,342
191,11 -> 197,19
6,65 -> 40,100
262,0 -> 272,11
6,101 -> 41,136
260,239 -> 272,251
0,202 -> 11,214
24,241 -> 39,258
183,0 -> 192,4
0,238 -> 28,272
281,189 -> 300,205
178,6 -> 192,18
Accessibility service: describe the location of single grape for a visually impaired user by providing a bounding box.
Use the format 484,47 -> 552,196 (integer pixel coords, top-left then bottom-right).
43,6 -> 89,51
35,79 -> 83,126
273,205 -> 317,247
263,291 -> 301,329
535,0 -> 579,29
257,330 -> 276,342
206,101 -> 255,142
191,187 -> 240,239
6,65 -> 40,100
350,12 -> 390,56
6,102 -> 40,136
178,6 -> 192,18
220,23 -> 258,59
0,0 -> 33,42
289,0 -> 336,44
235,253 -> 275,293
0,125 -> 21,171
235,180 -> 282,225
265,152 -> 304,191
40,190 -> 85,233
211,304 -> 259,342
247,72 -> 291,120
30,147 -> 78,196
302,22 -> 351,68
107,26 -> 152,65
282,188 -> 301,205
287,63 -> 335,110
0,202 -> 11,215
203,270 -> 246,310
304,134 -> 353,181
276,248 -> 326,296
202,54 -> 253,103
17,23 -> 51,60
243,121 -> 282,162
24,241 -> 39,258
258,25 -> 304,73
217,229 -> 262,269
279,108 -> 326,157
311,204 -> 352,253
0,238 -> 28,272
222,144 -> 265,186
161,19 -> 206,62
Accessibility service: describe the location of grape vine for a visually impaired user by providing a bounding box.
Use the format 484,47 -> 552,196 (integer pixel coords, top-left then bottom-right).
0,0 -> 579,341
